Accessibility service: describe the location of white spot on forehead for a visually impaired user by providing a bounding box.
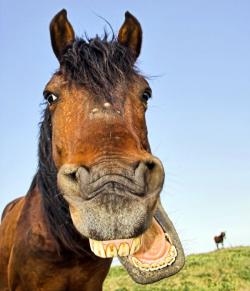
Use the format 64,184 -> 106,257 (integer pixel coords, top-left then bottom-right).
92,108 -> 99,113
103,102 -> 111,108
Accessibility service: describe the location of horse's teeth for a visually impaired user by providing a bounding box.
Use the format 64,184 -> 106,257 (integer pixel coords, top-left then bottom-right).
106,244 -> 118,258
129,240 -> 177,271
89,236 -> 142,258
96,241 -> 106,258
164,254 -> 173,265
150,263 -> 158,269
118,243 -> 130,257
130,236 -> 141,255
89,236 -> 177,270
170,245 -> 177,257
89,239 -> 106,258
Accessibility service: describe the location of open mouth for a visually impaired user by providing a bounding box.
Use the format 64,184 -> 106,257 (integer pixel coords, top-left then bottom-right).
89,217 -> 177,271
88,201 -> 185,284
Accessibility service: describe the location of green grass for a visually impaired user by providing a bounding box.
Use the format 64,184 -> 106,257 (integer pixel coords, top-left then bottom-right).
103,246 -> 250,291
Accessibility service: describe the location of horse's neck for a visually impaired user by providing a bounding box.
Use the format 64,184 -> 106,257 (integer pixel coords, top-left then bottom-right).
2,185 -> 111,290
16,185 -> 62,255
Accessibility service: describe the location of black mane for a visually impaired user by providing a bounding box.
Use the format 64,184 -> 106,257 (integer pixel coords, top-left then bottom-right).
37,108 -> 92,257
35,35 -> 138,257
60,35 -> 138,99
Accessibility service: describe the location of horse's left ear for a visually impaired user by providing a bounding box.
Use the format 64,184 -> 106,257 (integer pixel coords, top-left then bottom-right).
50,9 -> 75,62
118,11 -> 142,59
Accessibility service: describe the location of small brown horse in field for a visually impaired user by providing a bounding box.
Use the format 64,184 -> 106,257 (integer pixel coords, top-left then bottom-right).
0,10 -> 184,290
214,232 -> 226,249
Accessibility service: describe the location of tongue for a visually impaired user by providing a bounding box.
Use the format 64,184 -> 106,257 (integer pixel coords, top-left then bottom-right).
131,218 -> 171,264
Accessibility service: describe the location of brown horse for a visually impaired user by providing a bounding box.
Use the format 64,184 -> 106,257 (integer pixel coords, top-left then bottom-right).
0,10 -> 184,290
214,232 -> 226,249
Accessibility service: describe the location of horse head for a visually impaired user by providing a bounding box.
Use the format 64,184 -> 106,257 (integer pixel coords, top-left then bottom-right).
38,9 -> 184,284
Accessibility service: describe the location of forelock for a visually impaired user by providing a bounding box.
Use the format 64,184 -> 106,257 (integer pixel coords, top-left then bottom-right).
60,34 -> 139,98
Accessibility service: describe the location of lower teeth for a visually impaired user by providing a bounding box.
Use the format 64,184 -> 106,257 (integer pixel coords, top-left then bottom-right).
130,244 -> 177,271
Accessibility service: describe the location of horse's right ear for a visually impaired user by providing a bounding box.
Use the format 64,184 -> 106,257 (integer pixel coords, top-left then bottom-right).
50,9 -> 75,62
118,11 -> 142,59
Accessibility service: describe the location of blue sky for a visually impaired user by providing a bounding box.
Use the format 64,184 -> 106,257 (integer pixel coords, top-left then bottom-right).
0,0 -> 249,256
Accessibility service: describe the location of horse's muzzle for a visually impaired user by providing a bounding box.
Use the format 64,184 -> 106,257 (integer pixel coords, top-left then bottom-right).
57,157 -> 164,201
56,156 -> 164,241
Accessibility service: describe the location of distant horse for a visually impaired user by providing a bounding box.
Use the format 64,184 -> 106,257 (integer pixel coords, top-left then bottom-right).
0,10 -> 185,290
214,232 -> 226,249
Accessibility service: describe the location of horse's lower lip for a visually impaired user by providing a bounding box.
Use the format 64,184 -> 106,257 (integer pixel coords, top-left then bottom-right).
118,202 -> 185,284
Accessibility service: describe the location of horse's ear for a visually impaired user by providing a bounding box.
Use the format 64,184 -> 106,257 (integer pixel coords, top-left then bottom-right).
118,11 -> 142,59
50,9 -> 75,62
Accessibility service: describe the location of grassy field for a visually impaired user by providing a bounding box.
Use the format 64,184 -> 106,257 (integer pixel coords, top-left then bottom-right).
103,246 -> 250,291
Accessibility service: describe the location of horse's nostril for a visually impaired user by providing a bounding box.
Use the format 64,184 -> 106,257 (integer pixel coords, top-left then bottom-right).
57,165 -> 82,197
63,167 -> 79,181
134,158 -> 164,194
145,160 -> 156,171
68,171 -> 78,182
134,160 -> 156,179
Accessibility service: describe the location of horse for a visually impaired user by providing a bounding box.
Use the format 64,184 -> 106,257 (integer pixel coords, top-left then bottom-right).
214,232 -> 226,249
0,10 -> 185,290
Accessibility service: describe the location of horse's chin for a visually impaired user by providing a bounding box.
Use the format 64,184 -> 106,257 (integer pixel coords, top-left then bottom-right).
64,192 -> 153,240
65,193 -> 185,284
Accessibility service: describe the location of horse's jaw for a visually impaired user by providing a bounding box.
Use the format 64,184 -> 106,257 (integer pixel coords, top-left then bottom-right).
88,201 -> 185,284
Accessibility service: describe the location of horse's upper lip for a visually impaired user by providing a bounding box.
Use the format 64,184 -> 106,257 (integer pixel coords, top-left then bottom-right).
82,175 -> 145,199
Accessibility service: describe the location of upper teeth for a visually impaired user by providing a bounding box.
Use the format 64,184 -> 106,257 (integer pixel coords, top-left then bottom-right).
89,236 -> 142,258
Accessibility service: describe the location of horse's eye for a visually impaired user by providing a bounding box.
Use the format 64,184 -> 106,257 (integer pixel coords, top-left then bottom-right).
44,93 -> 58,105
142,91 -> 152,103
